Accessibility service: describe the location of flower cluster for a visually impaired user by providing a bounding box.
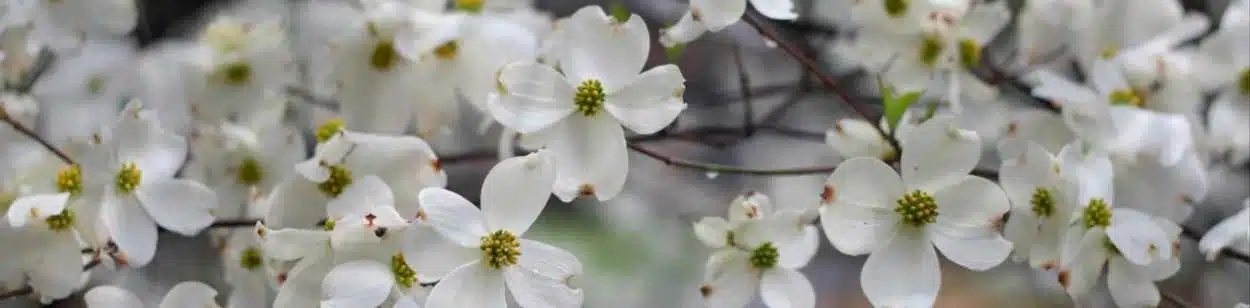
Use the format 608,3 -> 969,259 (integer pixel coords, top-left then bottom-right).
0,0 -> 1245,307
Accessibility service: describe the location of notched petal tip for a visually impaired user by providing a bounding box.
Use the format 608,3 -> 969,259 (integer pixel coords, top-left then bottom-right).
820,185 -> 837,204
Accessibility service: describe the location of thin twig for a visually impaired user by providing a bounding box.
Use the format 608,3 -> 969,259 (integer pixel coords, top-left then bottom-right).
760,71 -> 811,125
627,142 -> 837,176
740,13 -> 901,155
210,219 -> 261,228
733,44 -> 755,135
1,114 -> 76,166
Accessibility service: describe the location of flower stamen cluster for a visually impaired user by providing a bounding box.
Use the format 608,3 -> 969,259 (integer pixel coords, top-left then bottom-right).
749,242 -> 779,269
317,164 -> 353,197
235,158 -> 264,185
1082,198 -> 1112,229
56,165 -> 82,196
115,163 -> 142,194
1031,188 -> 1055,218
895,190 -> 939,227
574,80 -> 606,117
45,209 -> 75,231
391,254 -> 418,288
480,230 -> 521,269
239,247 -> 263,271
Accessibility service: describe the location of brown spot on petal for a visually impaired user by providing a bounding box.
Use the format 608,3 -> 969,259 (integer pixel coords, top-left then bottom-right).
700,284 -> 713,298
1058,270 -> 1070,288
1006,122 -> 1019,136
990,213 -> 1006,232
833,121 -> 846,134
691,8 -> 703,22
1148,243 -> 1159,257
578,184 -> 596,198
429,159 -> 442,173
1172,240 -> 1181,257
374,227 -> 388,238
1040,260 -> 1056,271
821,185 -> 837,204
277,272 -> 288,285
415,210 -> 428,222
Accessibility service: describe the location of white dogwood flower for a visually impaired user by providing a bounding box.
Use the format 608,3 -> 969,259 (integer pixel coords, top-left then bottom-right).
186,16 -> 294,122
489,6 -> 686,202
99,102 -> 218,267
659,0 -> 797,46
1198,199 -> 1250,261
696,192 -> 818,308
4,193 -> 85,300
818,115 -> 1011,307
85,281 -> 220,308
998,138 -> 1076,270
417,150 -> 584,308
1054,143 -> 1180,307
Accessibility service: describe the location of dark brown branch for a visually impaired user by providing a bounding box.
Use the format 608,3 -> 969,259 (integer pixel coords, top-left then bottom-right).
0,109 -> 76,166
733,44 -> 755,135
740,12 -> 901,156
627,142 -> 837,176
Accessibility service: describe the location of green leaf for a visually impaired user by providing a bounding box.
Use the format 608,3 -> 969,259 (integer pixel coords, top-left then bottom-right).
609,1 -> 631,23
882,86 -> 922,132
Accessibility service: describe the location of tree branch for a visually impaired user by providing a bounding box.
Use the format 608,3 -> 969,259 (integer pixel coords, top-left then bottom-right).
1,109 -> 76,166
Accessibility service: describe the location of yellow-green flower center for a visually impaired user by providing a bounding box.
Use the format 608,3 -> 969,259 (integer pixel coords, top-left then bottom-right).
884,0 -> 909,17
86,74 -> 107,95
391,254 -> 418,288
958,39 -> 980,68
1081,198 -> 1112,229
315,119 -> 345,143
895,190 -> 938,227
455,0 -> 484,13
236,158 -> 264,185
574,79 -> 606,117
434,41 -> 459,61
480,230 -> 521,269
239,247 -> 263,270
56,165 -> 83,197
219,61 -> 252,86
115,163 -> 142,194
1031,188 -> 1055,218
919,34 -> 944,68
370,39 -> 400,72
45,209 -> 75,231
1237,68 -> 1250,96
317,164 -> 353,197
749,242 -> 780,269
322,219 -> 336,231
1108,89 -> 1144,108
1100,45 -> 1118,59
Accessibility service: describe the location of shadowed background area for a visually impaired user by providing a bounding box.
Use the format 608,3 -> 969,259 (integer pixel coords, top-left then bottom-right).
3,0 -> 1248,307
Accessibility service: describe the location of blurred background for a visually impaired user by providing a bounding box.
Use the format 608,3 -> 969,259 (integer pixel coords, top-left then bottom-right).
3,0 -> 1249,307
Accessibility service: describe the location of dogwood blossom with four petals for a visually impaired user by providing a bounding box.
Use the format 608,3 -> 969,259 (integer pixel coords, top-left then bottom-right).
489,6 -> 686,202
417,150 -> 584,308
819,115 -> 1011,307
659,0 -> 797,46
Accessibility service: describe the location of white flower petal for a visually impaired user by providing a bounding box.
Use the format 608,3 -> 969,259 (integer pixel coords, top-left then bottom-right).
1057,142 -> 1115,205
1198,202 -> 1250,261
85,286 -> 144,308
158,281 -> 218,308
729,191 -> 774,222
103,194 -> 158,266
900,116 -> 982,192
692,0 -> 748,31
259,226 -> 330,261
819,200 -> 899,256
546,115 -> 629,202
403,224 -> 480,280
1090,59 -> 1130,94
114,111 -> 188,183
1027,69 -> 1098,107
930,176 -> 1012,271
424,261 -> 506,308
5,193 -> 70,228
826,119 -> 892,160
1106,209 -> 1172,265
275,253 -> 333,308
750,0 -> 799,20
491,62 -> 576,134
393,295 -> 421,308
604,64 -> 686,135
560,6 -> 649,91
1107,258 -> 1160,308
326,175 -> 393,220
759,268 -> 814,308
321,261 -> 394,308
506,241 -> 585,308
483,150 -> 555,235
418,188 -> 488,246
777,226 -> 821,269
659,10 -> 708,47
27,232 -> 83,299
693,217 -> 731,248
1059,228 -> 1109,296
823,157 -> 904,208
861,230 -> 940,308
701,251 -> 758,308
136,179 -> 217,236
